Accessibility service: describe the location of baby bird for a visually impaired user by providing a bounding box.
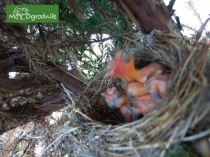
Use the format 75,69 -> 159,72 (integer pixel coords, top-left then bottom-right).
106,51 -> 141,83
120,106 -> 135,122
146,73 -> 170,103
121,81 -> 148,98
136,62 -> 166,83
102,87 -> 129,108
131,93 -> 157,117
106,51 -> 167,84
102,87 -> 134,122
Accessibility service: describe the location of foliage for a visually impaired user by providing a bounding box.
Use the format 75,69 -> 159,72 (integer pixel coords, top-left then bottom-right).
33,0 -> 134,79
166,143 -> 193,157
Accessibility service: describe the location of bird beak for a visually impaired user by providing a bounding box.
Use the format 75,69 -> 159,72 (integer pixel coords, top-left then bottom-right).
106,51 -> 141,83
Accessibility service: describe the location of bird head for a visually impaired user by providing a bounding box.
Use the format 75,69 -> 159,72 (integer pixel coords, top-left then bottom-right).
106,51 -> 141,83
131,94 -> 156,115
102,87 -> 129,108
145,73 -> 170,102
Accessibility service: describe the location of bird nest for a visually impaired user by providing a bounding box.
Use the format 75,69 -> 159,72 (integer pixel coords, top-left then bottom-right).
49,31 -> 210,156
4,31 -> 209,157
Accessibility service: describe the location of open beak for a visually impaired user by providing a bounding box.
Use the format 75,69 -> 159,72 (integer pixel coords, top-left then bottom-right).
106,51 -> 141,83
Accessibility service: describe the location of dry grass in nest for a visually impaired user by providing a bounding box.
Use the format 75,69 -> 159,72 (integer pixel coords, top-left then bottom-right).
59,31 -> 210,157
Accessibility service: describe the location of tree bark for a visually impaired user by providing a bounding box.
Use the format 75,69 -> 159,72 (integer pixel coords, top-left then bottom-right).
0,92 -> 67,134
119,0 -> 175,33
0,62 -> 85,134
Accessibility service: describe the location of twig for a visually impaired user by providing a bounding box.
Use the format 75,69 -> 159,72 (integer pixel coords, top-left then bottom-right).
21,129 -> 45,139
61,83 -> 76,106
38,128 -> 78,157
182,129 -> 210,142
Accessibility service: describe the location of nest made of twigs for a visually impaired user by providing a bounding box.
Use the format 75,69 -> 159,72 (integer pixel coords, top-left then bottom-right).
55,31 -> 210,157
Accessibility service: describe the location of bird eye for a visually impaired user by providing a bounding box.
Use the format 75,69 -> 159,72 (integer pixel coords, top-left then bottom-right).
108,101 -> 115,108
113,91 -> 121,99
126,106 -> 134,111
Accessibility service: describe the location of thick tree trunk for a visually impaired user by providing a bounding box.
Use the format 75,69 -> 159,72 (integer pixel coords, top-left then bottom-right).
119,0 -> 179,34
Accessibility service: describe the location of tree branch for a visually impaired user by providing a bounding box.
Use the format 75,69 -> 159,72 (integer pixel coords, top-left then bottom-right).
0,92 -> 67,134
119,0 -> 171,33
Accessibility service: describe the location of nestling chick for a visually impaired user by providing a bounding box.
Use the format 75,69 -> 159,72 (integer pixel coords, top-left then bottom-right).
136,62 -> 166,83
102,87 -> 129,108
101,87 -> 134,122
106,51 -> 141,83
146,73 -> 170,102
120,106 -> 135,122
106,51 -> 167,84
121,81 -> 148,98
131,93 -> 157,117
